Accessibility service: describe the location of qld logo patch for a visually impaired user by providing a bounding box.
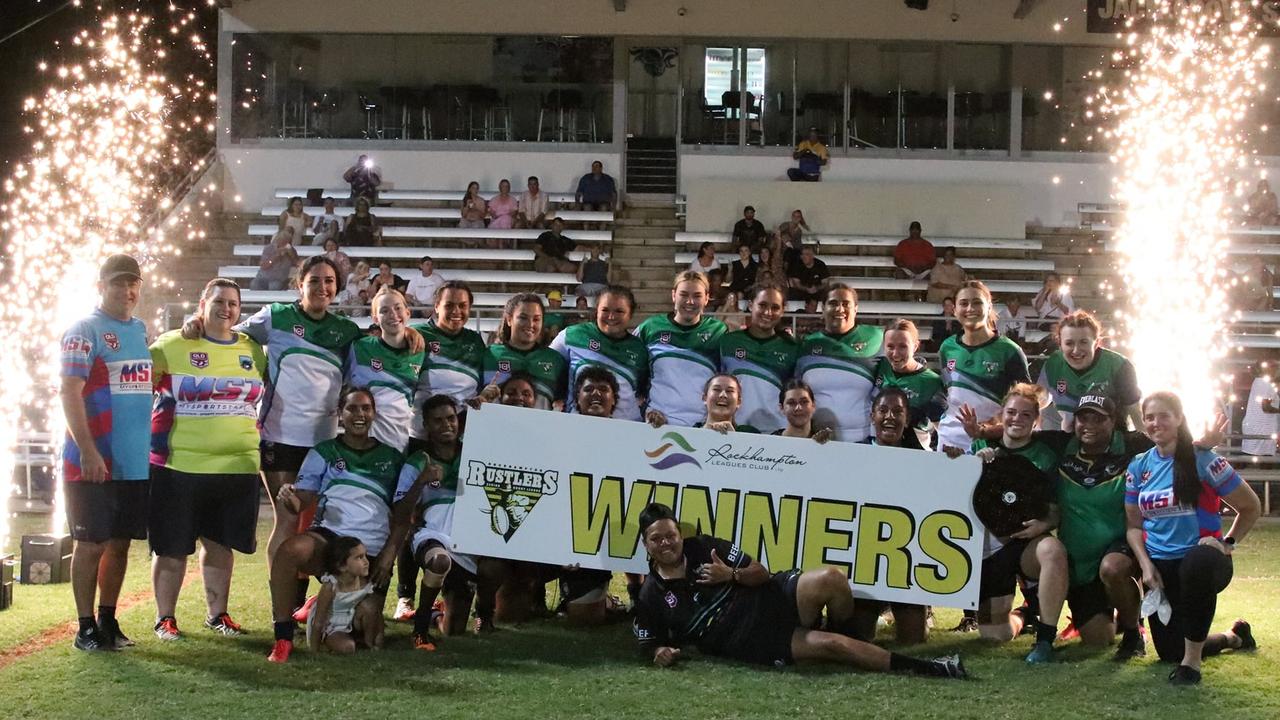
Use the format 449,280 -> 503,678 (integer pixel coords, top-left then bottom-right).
188,351 -> 209,369
588,339 -> 601,351
946,358 -> 957,371
497,360 -> 511,373
465,461 -> 559,542
292,324 -> 306,338
1056,380 -> 1068,394
735,348 -> 746,359
658,332 -> 671,344
334,458 -> 347,472
430,341 -> 442,354
103,332 -> 120,351
664,591 -> 678,608
371,358 -> 383,372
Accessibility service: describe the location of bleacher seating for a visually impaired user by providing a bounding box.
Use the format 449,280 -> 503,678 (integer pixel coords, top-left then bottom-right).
248,224 -> 612,244
674,232 -> 1041,252
1080,202 -> 1280,248
273,188 -> 578,204
263,205 -> 613,223
222,265 -> 574,285
675,253 -> 1054,273
235,244 -> 601,263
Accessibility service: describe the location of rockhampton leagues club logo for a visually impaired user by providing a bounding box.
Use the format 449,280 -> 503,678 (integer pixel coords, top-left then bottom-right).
645,431 -> 701,470
465,461 -> 559,542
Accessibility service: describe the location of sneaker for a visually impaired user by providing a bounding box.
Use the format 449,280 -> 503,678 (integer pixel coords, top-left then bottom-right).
73,624 -> 112,652
412,633 -> 439,652
266,638 -> 293,663
153,616 -> 182,641
1025,640 -> 1054,664
949,616 -> 979,633
99,618 -> 135,649
934,654 -> 968,680
205,613 -> 247,636
1168,664 -> 1202,686
393,597 -> 416,622
291,595 -> 318,624
1231,619 -> 1257,651
1057,620 -> 1080,642
474,617 -> 498,634
1113,629 -> 1147,661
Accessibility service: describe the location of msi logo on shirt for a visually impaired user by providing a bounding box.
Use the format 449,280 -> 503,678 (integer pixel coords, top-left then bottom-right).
188,352 -> 209,369
103,332 -> 120,351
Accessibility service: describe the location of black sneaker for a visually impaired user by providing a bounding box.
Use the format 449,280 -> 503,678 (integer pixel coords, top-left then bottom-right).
99,618 -> 135,649
73,624 -> 113,652
1113,629 -> 1146,661
934,654 -> 969,680
1168,665 -> 1202,686
1231,620 -> 1257,651
949,616 -> 979,633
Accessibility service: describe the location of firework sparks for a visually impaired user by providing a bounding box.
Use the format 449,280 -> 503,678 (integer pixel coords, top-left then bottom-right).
0,6 -> 213,551
1102,1 -> 1271,431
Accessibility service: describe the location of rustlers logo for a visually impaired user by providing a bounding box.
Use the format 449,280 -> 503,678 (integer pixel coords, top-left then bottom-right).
189,351 -> 209,369
465,461 -> 559,542
292,324 -> 306,338
371,358 -> 383,372
659,332 -> 671,344
1057,380 -> 1068,394
588,339 -> 601,351
497,360 -> 512,373
103,332 -> 120,351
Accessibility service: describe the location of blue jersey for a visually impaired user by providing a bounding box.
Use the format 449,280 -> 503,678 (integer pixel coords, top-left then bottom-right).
1124,447 -> 1242,560
59,309 -> 152,481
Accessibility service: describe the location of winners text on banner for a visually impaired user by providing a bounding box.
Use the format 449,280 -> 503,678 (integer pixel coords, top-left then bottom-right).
452,404 -> 984,609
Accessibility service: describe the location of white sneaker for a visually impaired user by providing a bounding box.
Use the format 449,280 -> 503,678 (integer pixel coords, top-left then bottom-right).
393,597 -> 416,622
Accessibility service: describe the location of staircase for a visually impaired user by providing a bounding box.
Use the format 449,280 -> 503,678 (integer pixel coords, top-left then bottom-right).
144,211 -> 247,327
609,198 -> 682,315
625,137 -> 677,195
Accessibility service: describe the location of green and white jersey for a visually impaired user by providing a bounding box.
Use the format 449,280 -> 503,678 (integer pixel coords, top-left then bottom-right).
635,314 -> 728,427
937,334 -> 1029,452
1037,348 -> 1141,426
719,330 -> 799,433
874,358 -> 947,451
237,302 -> 362,447
346,336 -> 424,452
796,326 -> 884,442
482,344 -> 567,410
296,438 -> 408,556
400,446 -> 476,574
551,323 -> 649,420
409,319 -> 486,430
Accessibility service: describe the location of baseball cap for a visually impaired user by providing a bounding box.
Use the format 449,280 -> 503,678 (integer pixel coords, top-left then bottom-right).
547,290 -> 563,301
1076,395 -> 1116,418
100,254 -> 142,282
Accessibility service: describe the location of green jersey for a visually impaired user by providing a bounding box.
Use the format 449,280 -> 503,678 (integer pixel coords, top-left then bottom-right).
1038,348 -> 1140,424
719,330 -> 799,433
296,438 -> 408,555
937,335 -> 1029,452
635,314 -> 728,427
409,318 -> 486,406
551,322 -> 649,420
347,336 -> 425,452
796,326 -> 883,442
874,358 -> 946,450
482,344 -> 567,410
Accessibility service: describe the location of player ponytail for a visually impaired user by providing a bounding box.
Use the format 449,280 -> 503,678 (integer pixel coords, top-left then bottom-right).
1143,391 -> 1202,507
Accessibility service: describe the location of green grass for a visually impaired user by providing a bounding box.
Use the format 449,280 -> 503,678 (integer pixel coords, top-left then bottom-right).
3,519 -> 1279,720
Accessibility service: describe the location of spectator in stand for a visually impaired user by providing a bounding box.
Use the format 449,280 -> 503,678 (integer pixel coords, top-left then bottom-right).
343,154 -> 382,205
689,242 -> 721,275
369,261 -> 407,297
1244,179 -> 1279,226
787,127 -> 828,182
343,196 -> 382,247
405,256 -> 446,318
996,295 -> 1034,345
276,197 -> 311,247
460,181 -> 488,230
776,223 -> 803,271
488,179 -> 518,229
322,238 -> 352,281
785,209 -> 811,246
516,176 -> 550,229
346,288 -> 371,318
724,244 -> 758,312
311,197 -> 341,247
1033,272 -> 1075,326
1235,256 -> 1274,311
928,296 -> 960,352
925,247 -> 966,304
576,244 -> 609,300
534,217 -> 578,274
1242,363 -> 1279,457
786,246 -> 831,312
251,227 -> 300,291
756,245 -> 782,289
544,290 -> 567,343
732,206 -> 768,252
893,221 -> 935,280
343,261 -> 372,306
575,160 -> 617,211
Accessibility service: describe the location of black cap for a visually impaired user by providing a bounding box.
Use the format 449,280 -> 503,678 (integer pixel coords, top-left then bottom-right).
100,254 -> 142,282
1076,394 -> 1116,419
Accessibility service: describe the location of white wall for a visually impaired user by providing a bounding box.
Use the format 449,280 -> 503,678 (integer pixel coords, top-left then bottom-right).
219,147 -> 620,207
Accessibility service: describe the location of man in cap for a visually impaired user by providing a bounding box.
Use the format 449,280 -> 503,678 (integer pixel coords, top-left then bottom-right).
787,127 -> 828,182
59,254 -> 153,651
543,289 -> 566,343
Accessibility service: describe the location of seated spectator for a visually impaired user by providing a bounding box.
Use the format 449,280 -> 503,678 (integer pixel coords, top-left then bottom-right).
732,205 -> 768,252
928,296 -> 960,352
344,261 -> 372,305
369,261 -> 406,297
343,154 -> 381,205
346,288 -> 371,318
543,290 -> 567,343
405,256 -> 446,317
1244,179 -> 1279,226
925,247 -> 966,304
250,227 -> 300,291
276,196 -> 311,247
1235,256 -> 1274,311
343,197 -> 382,247
516,176 -> 550,229
893,221 -> 936,279
785,209 -> 811,246
488,179 -> 518,229
322,238 -> 352,280
996,295 -> 1034,344
460,181 -> 488,230
311,197 -> 341,247
534,217 -> 577,274
724,244 -> 758,311
689,242 -> 721,275
1032,272 -> 1074,327
787,127 -> 828,181
757,244 -> 783,288
575,160 -> 617,211
576,244 -> 609,299
786,246 -> 830,312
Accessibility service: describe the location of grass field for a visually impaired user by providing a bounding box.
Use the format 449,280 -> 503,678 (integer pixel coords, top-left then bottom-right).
2,516 -> 1278,720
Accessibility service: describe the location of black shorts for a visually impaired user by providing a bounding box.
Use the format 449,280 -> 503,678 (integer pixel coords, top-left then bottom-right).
65,480 -> 149,543
148,466 -> 260,557
1066,578 -> 1113,626
979,538 -> 1029,601
713,569 -> 802,667
260,441 -> 311,473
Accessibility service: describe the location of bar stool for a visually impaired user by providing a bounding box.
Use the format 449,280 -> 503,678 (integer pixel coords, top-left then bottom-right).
953,92 -> 983,149
358,92 -> 383,139
537,90 -> 596,142
378,86 -> 408,139
467,86 -> 513,141
279,80 -> 311,139
802,92 -> 843,146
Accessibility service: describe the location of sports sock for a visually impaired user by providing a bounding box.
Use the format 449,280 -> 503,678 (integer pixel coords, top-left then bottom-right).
78,616 -> 97,633
273,620 -> 295,642
889,652 -> 948,677
97,605 -> 116,625
1035,621 -> 1056,645
293,578 -> 309,609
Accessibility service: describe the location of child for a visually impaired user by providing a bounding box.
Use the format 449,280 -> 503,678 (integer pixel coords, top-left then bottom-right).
307,536 -> 384,654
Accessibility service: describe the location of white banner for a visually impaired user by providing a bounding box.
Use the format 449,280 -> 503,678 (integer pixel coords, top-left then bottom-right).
453,404 -> 984,609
